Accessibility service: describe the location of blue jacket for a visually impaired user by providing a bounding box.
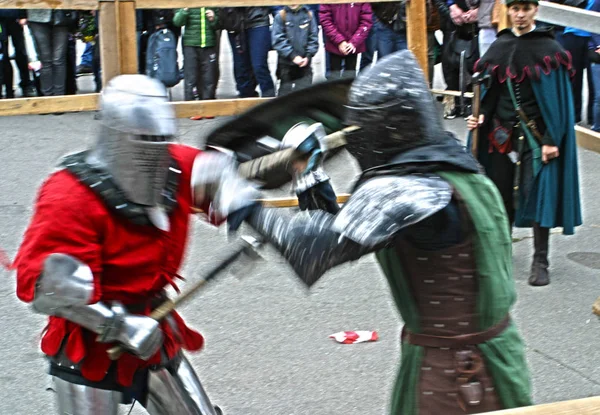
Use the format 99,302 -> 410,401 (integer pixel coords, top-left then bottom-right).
272,6 -> 319,61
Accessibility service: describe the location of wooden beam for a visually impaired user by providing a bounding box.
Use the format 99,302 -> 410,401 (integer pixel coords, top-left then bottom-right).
99,0 -> 120,87
0,94 -> 98,116
118,0 -> 138,74
0,0 -> 98,9
172,98 -> 269,119
135,0 -> 397,8
576,126 -> 600,154
498,2 -> 510,31
406,0 -> 429,83
482,396 -> 600,414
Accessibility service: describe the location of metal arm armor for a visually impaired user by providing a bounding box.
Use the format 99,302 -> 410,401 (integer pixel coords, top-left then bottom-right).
191,151 -> 261,218
32,254 -> 162,360
247,175 -> 453,286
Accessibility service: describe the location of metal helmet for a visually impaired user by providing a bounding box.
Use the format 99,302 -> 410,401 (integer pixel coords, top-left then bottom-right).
343,50 -> 447,170
87,75 -> 177,206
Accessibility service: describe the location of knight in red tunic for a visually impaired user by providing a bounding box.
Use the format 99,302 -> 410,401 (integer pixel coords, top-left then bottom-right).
12,75 -> 259,414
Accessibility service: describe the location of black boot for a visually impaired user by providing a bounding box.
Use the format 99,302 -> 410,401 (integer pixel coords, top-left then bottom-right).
529,224 -> 550,286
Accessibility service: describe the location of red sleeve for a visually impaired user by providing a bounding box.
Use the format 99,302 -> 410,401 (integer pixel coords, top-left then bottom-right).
169,144 -> 225,226
13,172 -> 104,303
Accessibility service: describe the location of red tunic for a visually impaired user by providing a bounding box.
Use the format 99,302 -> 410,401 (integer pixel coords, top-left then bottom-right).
14,144 -> 215,387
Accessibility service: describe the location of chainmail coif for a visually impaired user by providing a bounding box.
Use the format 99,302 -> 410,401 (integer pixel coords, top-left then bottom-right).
344,50 -> 448,170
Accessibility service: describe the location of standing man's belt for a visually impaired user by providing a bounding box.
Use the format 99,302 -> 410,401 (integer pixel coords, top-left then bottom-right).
401,316 -> 511,348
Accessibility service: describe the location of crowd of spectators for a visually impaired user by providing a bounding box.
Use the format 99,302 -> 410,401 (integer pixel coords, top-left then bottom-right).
0,2 -> 598,129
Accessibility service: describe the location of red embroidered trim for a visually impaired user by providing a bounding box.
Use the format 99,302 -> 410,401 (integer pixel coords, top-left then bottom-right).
474,51 -> 574,84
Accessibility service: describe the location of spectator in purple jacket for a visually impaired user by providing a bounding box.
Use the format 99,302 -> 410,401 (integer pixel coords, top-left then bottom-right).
319,3 -> 372,79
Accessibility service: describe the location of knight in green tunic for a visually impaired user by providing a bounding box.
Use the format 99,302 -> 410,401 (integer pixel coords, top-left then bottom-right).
222,50 -> 532,414
467,0 -> 582,286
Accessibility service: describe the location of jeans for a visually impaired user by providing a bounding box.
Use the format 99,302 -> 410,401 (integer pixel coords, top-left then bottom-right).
29,22 -> 69,96
592,63 -> 600,132
277,64 -> 312,96
360,18 -> 377,71
80,42 -> 94,67
246,26 -> 275,97
374,19 -> 407,58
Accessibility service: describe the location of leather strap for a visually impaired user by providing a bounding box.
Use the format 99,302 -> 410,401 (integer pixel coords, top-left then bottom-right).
402,316 -> 511,348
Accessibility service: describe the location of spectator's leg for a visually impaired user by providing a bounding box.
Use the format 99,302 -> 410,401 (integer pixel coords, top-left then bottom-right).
28,22 -> 54,96
587,61 -> 594,125
478,27 -> 496,57
6,20 -> 34,95
329,53 -> 343,79
79,42 -> 94,71
51,25 -> 70,96
427,31 -> 436,87
2,38 -> 14,98
65,35 -> 77,95
183,46 -> 199,101
228,31 -> 256,98
592,63 -> 600,132
92,40 -> 101,92
561,33 -> 586,123
277,65 -> 293,96
359,20 -> 377,71
246,25 -> 275,97
342,54 -> 358,79
375,20 -> 396,58
393,30 -> 408,53
201,46 -> 217,100
213,30 -> 222,90
294,66 -> 313,90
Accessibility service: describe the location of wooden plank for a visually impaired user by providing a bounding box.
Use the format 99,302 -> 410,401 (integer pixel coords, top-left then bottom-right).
0,94 -> 98,116
482,396 -> 600,414
431,89 -> 474,98
576,125 -> 600,154
118,0 -> 138,74
172,97 -> 269,118
136,0 -> 397,8
406,0 -> 429,82
498,2 -> 510,31
0,0 -> 98,9
99,0 -> 120,88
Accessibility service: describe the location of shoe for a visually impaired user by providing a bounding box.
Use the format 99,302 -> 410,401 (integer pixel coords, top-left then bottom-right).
22,85 -> 37,97
444,108 -> 458,120
76,65 -> 93,75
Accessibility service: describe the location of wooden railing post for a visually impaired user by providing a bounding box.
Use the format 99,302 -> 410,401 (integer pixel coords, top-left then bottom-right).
99,0 -> 138,88
118,0 -> 138,74
99,0 -> 120,87
406,0 -> 429,83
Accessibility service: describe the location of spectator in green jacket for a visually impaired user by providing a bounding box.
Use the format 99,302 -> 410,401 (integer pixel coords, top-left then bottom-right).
174,7 -> 219,101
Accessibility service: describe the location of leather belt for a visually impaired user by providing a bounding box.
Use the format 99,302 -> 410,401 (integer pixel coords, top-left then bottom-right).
401,316 -> 511,348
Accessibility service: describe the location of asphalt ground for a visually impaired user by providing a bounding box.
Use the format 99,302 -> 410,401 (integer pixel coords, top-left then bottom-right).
0,35 -> 599,415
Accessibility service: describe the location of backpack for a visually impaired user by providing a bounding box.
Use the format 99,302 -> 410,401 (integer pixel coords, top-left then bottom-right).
145,28 -> 181,88
217,7 -> 246,33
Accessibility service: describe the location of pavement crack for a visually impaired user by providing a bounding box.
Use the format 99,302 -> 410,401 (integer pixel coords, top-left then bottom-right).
531,348 -> 600,387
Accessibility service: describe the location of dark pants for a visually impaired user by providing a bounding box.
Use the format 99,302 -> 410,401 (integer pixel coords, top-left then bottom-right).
374,19 -> 407,58
228,26 -> 275,97
277,64 -> 312,96
29,22 -> 69,96
329,53 -> 357,79
183,46 -> 217,100
2,19 -> 33,93
558,33 -> 594,124
485,148 -> 533,226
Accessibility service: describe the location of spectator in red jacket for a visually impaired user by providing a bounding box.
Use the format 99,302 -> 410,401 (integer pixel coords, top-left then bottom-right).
319,3 -> 372,79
